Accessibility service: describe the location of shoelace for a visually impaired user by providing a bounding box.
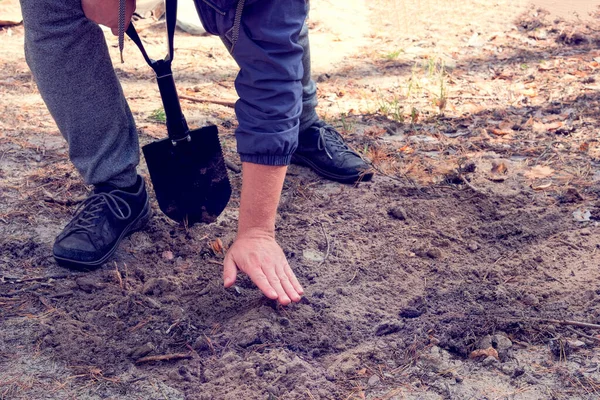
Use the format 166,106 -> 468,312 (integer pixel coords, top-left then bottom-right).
317,124 -> 360,160
68,192 -> 131,235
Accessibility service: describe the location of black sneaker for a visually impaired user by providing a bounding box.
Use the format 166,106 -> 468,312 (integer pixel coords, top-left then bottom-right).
53,175 -> 151,269
292,121 -> 374,184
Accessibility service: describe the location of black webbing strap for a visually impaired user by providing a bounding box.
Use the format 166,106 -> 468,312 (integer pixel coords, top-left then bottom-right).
126,0 -> 190,143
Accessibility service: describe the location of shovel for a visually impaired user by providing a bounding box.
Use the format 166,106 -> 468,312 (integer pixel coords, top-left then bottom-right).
126,0 -> 231,225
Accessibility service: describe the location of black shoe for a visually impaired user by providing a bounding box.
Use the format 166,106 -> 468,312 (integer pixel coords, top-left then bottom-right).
292,121 -> 374,184
53,175 -> 151,269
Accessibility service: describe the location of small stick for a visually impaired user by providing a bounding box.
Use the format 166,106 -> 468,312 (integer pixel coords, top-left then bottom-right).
458,173 -> 485,195
48,291 -> 74,299
128,318 -> 152,333
114,262 -> 123,290
555,238 -> 581,251
225,159 -> 241,173
2,274 -> 74,283
42,190 -> 86,206
318,222 -> 330,268
348,267 -> 360,284
135,353 -> 192,364
179,94 -> 236,109
565,326 -> 600,342
518,317 -> 600,330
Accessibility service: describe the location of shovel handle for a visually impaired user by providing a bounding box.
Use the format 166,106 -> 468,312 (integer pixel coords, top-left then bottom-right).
154,62 -> 190,143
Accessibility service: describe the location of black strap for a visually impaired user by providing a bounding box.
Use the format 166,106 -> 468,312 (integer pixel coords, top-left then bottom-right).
127,0 -> 190,143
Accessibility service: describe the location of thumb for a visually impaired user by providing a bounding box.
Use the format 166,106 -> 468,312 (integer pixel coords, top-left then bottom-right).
223,252 -> 238,288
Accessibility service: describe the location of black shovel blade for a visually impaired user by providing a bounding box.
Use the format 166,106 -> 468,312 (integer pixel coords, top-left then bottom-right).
142,125 -> 231,225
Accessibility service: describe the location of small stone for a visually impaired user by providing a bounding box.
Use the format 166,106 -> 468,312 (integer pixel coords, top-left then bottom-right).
536,29 -> 548,40
388,206 -> 407,221
375,322 -> 403,336
492,334 -> 513,359
129,342 -> 155,360
75,277 -> 105,293
524,372 -> 539,385
482,356 -> 499,367
162,250 -> 174,261
501,364 -> 516,376
367,375 -> 380,386
467,241 -> 479,252
580,228 -> 592,236
522,293 -> 539,306
426,248 -> 442,259
193,336 -> 210,352
477,335 -> 493,350
400,308 -> 423,318
142,277 -> 176,295
302,249 -> 324,263
568,340 -> 586,349
512,366 -> 525,378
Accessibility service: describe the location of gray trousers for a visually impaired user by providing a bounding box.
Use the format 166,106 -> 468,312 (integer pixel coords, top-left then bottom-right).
20,0 -> 319,187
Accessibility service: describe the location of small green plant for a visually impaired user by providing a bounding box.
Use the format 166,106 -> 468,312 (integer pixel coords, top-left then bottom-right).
383,49 -> 403,60
432,73 -> 447,114
339,112 -> 355,134
410,107 -> 420,124
149,108 -> 166,123
377,95 -> 404,122
520,63 -> 528,70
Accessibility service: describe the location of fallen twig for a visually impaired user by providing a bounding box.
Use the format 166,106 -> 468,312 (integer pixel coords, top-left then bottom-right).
135,353 -> 192,364
48,291 -> 74,299
518,317 -> 600,330
555,238 -> 582,251
318,222 -> 330,268
42,189 -> 86,206
179,94 -> 236,108
225,159 -> 241,173
458,173 -> 485,195
565,326 -> 600,342
2,273 -> 75,283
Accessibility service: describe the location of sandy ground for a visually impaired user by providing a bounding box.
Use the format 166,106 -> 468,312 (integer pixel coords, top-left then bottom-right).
2,0 -> 600,399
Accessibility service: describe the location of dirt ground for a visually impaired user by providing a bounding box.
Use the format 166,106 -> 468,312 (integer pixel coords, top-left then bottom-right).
2,0 -> 600,399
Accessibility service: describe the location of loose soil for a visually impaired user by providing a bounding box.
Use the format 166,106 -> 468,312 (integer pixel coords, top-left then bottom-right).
2,0 -> 600,399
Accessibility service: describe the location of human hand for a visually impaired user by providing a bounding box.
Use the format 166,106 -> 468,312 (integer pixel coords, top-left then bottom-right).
223,228 -> 304,306
81,0 -> 136,36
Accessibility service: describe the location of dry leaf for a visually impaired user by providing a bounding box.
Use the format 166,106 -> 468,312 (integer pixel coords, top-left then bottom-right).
210,238 -> 224,254
532,181 -> 552,190
490,128 -> 511,136
491,162 -> 508,174
538,63 -> 555,71
397,145 -> 414,154
580,142 -> 590,152
525,165 -> 554,180
533,121 -> 563,133
469,347 -> 499,360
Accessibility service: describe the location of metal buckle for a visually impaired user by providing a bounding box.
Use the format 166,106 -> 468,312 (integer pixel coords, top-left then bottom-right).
171,135 -> 192,146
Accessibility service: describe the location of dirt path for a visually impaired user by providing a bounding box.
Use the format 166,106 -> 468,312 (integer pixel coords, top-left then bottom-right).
1,1 -> 600,399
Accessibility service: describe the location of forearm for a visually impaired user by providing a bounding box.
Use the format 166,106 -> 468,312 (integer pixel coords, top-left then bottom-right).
238,162 -> 287,237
